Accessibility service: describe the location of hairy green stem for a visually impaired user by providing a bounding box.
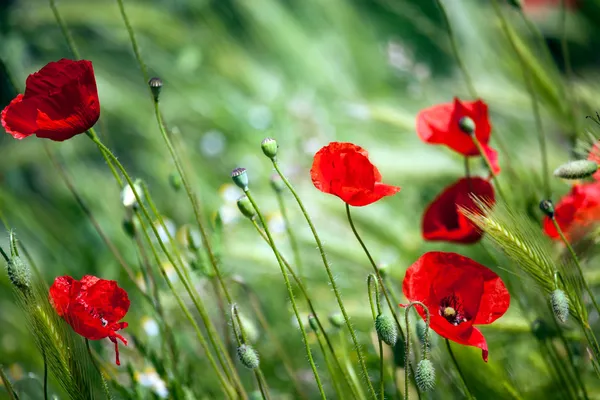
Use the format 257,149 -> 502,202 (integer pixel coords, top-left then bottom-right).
445,339 -> 473,400
85,340 -> 113,400
43,351 -> 48,400
244,189 -> 327,400
403,302 -> 430,400
469,134 -> 507,200
315,329 -> 344,399
274,189 -> 303,283
272,161 -> 376,399
0,365 -> 18,400
367,275 -> 384,400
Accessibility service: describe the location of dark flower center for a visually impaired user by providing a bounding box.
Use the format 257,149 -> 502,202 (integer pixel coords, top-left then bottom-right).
439,294 -> 469,326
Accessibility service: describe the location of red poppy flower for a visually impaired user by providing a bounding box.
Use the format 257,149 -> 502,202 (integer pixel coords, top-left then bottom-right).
543,182 -> 600,241
422,177 -> 495,244
49,275 -> 130,365
588,143 -> 600,181
522,0 -> 578,13
1,59 -> 100,141
311,142 -> 400,206
402,252 -> 510,362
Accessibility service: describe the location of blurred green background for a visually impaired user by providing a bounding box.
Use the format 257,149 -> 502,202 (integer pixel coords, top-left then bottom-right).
3,0 -> 600,398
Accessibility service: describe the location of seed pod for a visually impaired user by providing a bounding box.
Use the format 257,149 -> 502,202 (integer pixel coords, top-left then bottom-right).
551,289 -> 569,323
553,160 -> 598,180
458,116 -> 475,135
261,138 -> 278,160
539,199 -> 554,218
148,77 -> 163,102
415,359 -> 436,392
237,195 -> 256,219
375,314 -> 398,346
328,312 -> 344,329
308,315 -> 319,332
7,256 -> 31,295
231,168 -> 249,191
237,344 -> 260,369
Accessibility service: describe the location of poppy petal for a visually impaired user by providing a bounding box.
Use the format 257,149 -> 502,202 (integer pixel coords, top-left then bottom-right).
1,95 -> 40,139
473,274 -> 510,325
49,276 -> 78,316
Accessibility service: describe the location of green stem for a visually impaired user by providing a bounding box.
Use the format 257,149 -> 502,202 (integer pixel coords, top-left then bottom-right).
49,0 -> 81,59
115,0 -> 149,83
367,274 -> 384,400
345,204 -> 419,396
135,211 -> 236,399
243,189 -> 327,400
403,302 -> 431,400
469,134 -> 506,200
85,339 -> 113,400
0,365 -> 18,400
552,218 -> 600,317
315,329 -> 345,399
490,0 -> 550,199
274,189 -> 303,282
272,161 -> 376,399
378,339 -> 384,400
444,339 -> 473,400
43,351 -> 48,400
249,220 -> 363,400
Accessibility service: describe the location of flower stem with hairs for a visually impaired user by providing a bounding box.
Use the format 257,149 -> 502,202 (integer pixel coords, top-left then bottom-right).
403,302 -> 431,400
445,339 -> 473,400
85,339 -> 113,400
367,274 -> 385,400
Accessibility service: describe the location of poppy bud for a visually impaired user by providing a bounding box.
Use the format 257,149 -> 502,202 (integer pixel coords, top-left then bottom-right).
553,160 -> 598,180
231,168 -> 249,191
539,199 -> 554,218
261,138 -> 278,160
270,174 -> 285,193
375,314 -> 398,346
168,172 -> 182,192
377,263 -> 389,279
239,314 -> 260,344
551,289 -> 569,323
237,195 -> 256,219
237,344 -> 260,369
121,180 -> 143,209
458,116 -> 475,135
122,217 -> 136,238
308,315 -> 319,332
328,312 -> 344,329
148,77 -> 163,102
7,256 -> 31,295
415,359 -> 436,392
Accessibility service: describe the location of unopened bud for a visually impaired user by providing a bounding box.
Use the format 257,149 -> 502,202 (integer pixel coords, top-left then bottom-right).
551,289 -> 569,323
377,263 -> 389,279
328,312 -> 344,329
7,256 -> 31,294
375,314 -> 398,346
237,196 -> 256,219
148,77 -> 163,102
308,315 -> 319,332
261,138 -> 278,160
415,359 -> 436,392
553,160 -> 598,180
239,314 -> 259,344
237,344 -> 260,369
539,199 -> 554,218
458,116 -> 475,135
169,172 -> 182,192
231,168 -> 249,191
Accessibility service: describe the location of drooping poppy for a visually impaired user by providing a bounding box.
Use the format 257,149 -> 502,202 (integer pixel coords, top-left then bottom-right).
1,59 -> 100,141
416,98 -> 501,175
587,142 -> 600,181
49,275 -> 130,365
422,177 -> 495,244
402,252 -> 510,362
311,142 -> 400,206
543,182 -> 600,241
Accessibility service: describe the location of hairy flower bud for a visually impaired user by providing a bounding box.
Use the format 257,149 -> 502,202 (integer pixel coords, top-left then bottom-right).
551,289 -> 569,323
7,256 -> 31,295
458,116 -> 475,135
237,344 -> 260,369
308,315 -> 319,332
553,160 -> 598,180
261,138 -> 278,160
237,195 -> 256,220
328,312 -> 344,329
231,168 -> 249,191
148,77 -> 163,102
415,359 -> 436,392
375,314 -> 398,346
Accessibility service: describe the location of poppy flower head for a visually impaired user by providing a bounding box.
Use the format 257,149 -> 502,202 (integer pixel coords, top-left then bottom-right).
543,182 -> 600,241
416,98 -> 491,156
1,59 -> 100,141
422,177 -> 495,244
402,252 -> 510,362
49,275 -> 130,365
311,142 -> 400,207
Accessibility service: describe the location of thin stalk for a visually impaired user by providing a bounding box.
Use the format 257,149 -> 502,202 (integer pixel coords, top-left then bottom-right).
490,0 -> 550,198
233,280 -> 308,400
43,350 -> 48,400
243,189 -> 327,400
403,302 -> 431,400
469,134 -> 507,200
367,275 -> 384,400
274,189 -> 303,282
444,339 -> 473,400
232,305 -> 271,400
315,330 -> 344,399
135,212 -> 236,399
85,339 -> 113,400
560,0 -> 580,152
249,220 -> 364,400
48,0 -> 81,59
115,0 -> 149,83
339,329 -> 364,400
0,365 -> 18,400
552,218 -> 600,317
272,161 -> 376,399
345,204 -> 419,396
86,133 -> 244,397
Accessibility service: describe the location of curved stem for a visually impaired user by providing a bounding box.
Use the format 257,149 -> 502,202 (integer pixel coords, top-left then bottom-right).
272,161 -> 376,399
403,302 -> 431,400
345,204 -> 419,396
244,189 -> 327,400
249,220 -> 363,400
85,339 -> 113,400
445,339 -> 473,399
